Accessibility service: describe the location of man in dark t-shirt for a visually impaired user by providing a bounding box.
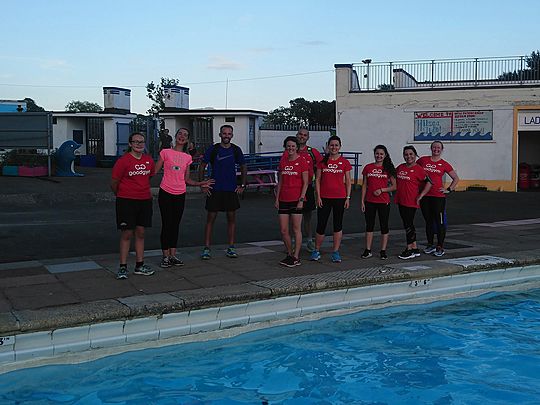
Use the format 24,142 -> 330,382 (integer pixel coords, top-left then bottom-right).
198,125 -> 247,260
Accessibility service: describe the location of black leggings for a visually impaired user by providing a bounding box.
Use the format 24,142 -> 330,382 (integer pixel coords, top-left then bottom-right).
398,204 -> 417,245
364,202 -> 390,234
420,196 -> 447,247
316,198 -> 346,235
158,188 -> 186,250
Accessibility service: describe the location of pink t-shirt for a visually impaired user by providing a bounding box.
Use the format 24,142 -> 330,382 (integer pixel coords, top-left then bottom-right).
395,163 -> 428,208
417,156 -> 454,198
362,162 -> 392,204
111,153 -> 155,200
159,149 -> 193,195
317,156 -> 352,198
278,156 -> 309,202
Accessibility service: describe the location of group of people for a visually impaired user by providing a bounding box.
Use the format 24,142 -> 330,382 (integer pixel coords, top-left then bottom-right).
360,142 -> 459,261
111,125 -> 458,279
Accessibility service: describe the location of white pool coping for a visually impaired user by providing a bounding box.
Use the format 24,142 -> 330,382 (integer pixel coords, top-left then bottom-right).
1,264 -> 539,373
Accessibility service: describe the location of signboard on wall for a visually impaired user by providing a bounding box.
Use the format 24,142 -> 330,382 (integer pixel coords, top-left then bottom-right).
517,110 -> 540,131
414,110 -> 493,141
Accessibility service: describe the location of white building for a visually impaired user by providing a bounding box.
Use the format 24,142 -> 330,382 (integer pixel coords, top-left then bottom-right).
52,87 -> 137,162
159,86 -> 266,154
335,57 -> 540,191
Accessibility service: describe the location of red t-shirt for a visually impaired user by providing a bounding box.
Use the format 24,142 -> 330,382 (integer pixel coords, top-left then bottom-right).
362,162 -> 392,204
112,153 -> 155,200
395,163 -> 428,208
317,156 -> 352,198
417,156 -> 454,198
281,146 -> 322,180
278,156 -> 309,202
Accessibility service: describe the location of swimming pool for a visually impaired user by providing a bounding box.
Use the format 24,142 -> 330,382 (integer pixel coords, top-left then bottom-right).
1,288 -> 539,404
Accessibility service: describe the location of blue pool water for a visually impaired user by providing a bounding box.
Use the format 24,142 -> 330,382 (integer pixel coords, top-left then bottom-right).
1,289 -> 539,404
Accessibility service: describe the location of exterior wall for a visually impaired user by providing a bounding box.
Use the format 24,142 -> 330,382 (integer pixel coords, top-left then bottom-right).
53,117 -> 87,154
105,117 -> 135,156
335,66 -> 540,191
259,130 -> 331,154
163,115 -> 263,153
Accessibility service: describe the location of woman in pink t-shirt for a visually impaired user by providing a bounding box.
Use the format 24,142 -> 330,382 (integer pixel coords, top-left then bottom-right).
154,128 -> 213,268
275,136 -> 309,267
395,145 -> 432,260
360,145 -> 396,261
311,135 -> 352,263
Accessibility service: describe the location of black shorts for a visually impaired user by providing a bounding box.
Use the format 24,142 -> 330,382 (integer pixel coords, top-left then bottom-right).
303,183 -> 316,212
278,200 -> 303,215
116,197 -> 153,230
205,191 -> 240,212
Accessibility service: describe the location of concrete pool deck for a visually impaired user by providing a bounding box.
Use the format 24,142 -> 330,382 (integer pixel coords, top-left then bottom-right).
1,167 -> 540,366
1,217 -> 539,338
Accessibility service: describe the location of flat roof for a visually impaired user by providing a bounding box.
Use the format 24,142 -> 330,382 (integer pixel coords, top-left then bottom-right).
159,109 -> 267,117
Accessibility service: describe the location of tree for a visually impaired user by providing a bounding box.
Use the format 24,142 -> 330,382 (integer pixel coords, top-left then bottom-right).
146,77 -> 180,115
498,50 -> 540,81
23,98 -> 45,112
65,100 -> 103,113
263,98 -> 336,127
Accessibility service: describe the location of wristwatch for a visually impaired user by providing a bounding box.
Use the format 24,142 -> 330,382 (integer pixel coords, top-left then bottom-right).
299,197 -> 305,202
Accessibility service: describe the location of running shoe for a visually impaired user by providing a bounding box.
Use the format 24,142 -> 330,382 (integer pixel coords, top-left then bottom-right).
398,249 -> 416,260
168,255 -> 184,266
331,251 -> 342,263
306,239 -> 316,253
116,265 -> 128,280
412,248 -> 421,257
380,250 -> 388,260
226,246 -> 238,258
361,249 -> 372,259
279,255 -> 296,267
160,256 -> 171,268
133,264 -> 155,276
310,250 -> 321,261
423,245 -> 436,254
292,257 -> 301,266
201,247 -> 211,260
434,247 -> 445,257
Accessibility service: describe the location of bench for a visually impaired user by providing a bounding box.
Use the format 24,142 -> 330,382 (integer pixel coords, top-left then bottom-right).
237,169 -> 278,196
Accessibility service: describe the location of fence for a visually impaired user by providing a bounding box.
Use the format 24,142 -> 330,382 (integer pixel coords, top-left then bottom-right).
351,56 -> 540,91
234,151 -> 363,187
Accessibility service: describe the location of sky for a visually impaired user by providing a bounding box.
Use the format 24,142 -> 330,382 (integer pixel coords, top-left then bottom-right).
1,0 -> 539,115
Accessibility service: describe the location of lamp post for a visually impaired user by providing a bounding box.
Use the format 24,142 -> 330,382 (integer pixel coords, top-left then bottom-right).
362,59 -> 372,90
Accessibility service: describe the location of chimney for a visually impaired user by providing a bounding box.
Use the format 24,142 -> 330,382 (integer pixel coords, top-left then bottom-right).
163,85 -> 189,110
103,87 -> 131,114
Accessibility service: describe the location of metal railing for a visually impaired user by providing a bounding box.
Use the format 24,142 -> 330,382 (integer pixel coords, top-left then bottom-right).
351,56 -> 540,91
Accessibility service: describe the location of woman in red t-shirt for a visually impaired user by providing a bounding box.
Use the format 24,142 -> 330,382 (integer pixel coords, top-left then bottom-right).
275,136 -> 309,267
111,132 -> 156,280
395,145 -> 432,260
312,135 -> 352,263
417,141 -> 459,257
360,145 -> 396,260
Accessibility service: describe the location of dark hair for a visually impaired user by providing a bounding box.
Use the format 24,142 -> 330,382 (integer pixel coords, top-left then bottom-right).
374,144 -> 396,177
431,140 -> 444,149
323,135 -> 342,165
127,132 -> 145,153
220,124 -> 234,133
283,136 -> 300,149
175,128 -> 190,152
403,145 -> 418,157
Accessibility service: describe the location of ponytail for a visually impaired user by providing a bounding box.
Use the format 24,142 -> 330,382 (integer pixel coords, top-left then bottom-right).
374,144 -> 396,177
